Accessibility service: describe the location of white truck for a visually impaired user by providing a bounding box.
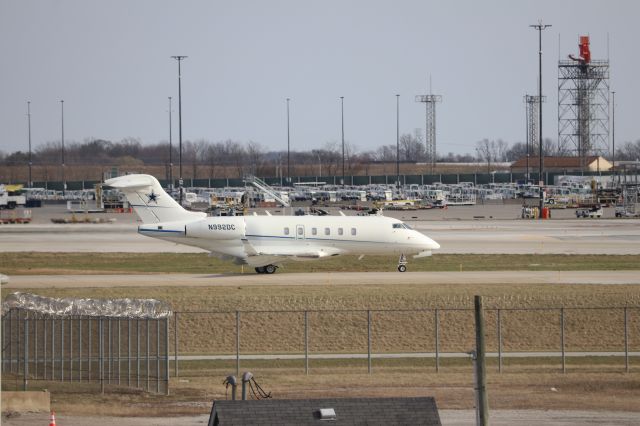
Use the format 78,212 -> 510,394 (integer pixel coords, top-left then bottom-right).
0,184 -> 27,209
575,205 -> 603,218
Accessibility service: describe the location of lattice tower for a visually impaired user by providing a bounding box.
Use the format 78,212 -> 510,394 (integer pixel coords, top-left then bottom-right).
524,95 -> 545,156
558,60 -> 610,166
415,94 -> 442,174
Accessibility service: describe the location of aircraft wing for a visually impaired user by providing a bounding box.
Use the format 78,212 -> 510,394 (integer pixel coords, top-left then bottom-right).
239,239 -> 342,266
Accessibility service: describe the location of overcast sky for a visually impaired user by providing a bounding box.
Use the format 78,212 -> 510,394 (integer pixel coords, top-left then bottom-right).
1,0 -> 637,156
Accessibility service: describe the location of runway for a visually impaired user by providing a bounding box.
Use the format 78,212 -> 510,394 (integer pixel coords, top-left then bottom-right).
2,218 -> 640,255
5,270 -> 640,289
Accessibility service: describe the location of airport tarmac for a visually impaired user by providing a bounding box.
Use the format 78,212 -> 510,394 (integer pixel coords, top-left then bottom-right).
1,204 -> 639,255
4,270 -> 640,289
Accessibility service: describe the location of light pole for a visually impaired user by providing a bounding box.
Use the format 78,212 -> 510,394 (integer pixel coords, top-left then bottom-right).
524,98 -> 529,182
611,91 -> 616,177
530,21 -> 551,217
340,96 -> 345,187
27,101 -> 32,188
396,94 -> 400,188
60,99 -> 66,195
286,98 -> 291,185
171,55 -> 187,204
168,96 -> 173,190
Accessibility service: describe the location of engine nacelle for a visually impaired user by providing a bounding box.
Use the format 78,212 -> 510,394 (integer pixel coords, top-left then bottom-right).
185,217 -> 246,240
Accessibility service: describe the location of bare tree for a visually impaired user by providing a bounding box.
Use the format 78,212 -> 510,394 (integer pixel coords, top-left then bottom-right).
245,141 -> 264,176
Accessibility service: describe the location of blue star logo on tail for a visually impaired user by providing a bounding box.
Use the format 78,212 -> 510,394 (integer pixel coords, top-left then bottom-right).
146,190 -> 160,204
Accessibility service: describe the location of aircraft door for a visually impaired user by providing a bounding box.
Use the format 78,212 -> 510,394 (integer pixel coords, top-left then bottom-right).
296,224 -> 305,240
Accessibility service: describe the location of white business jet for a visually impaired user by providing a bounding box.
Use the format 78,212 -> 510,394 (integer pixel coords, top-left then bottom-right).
105,174 -> 440,274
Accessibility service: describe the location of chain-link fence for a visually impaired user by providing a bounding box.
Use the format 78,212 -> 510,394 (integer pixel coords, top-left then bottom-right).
2,310 -> 170,395
171,306 -> 639,376
3,306 -> 638,395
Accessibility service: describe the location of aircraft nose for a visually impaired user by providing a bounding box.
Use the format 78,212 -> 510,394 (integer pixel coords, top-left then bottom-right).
424,235 -> 440,250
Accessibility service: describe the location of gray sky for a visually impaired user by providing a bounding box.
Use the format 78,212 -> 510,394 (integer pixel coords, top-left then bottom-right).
1,0 -> 637,156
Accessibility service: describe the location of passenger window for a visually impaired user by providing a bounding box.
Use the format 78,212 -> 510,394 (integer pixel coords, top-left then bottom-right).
338,228 -> 344,236
325,227 -> 330,235
284,227 -> 290,235
351,228 -> 356,236
312,227 -> 317,235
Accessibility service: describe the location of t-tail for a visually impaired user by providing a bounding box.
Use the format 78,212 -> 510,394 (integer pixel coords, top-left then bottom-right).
104,174 -> 206,224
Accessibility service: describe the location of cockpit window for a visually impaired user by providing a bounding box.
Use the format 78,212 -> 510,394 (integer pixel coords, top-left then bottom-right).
392,223 -> 412,230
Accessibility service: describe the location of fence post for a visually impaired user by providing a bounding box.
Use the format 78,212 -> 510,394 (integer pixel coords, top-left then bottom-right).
61,318 -> 64,381
108,318 -> 112,384
474,296 -> 489,426
17,310 -> 21,375
165,317 -> 170,396
367,310 -> 372,374
236,311 -> 241,376
497,309 -> 502,373
128,318 -> 131,386
51,318 -> 55,381
100,318 -> 105,394
43,318 -> 48,380
23,313 -> 29,391
118,318 -> 121,385
560,308 -> 566,374
136,319 -> 140,389
34,315 -> 38,379
88,318 -> 92,381
435,309 -> 440,373
304,311 -> 309,376
146,318 -> 150,391
624,307 -> 629,373
174,312 -> 178,378
78,318 -> 82,382
69,316 -> 73,381
156,319 -> 160,394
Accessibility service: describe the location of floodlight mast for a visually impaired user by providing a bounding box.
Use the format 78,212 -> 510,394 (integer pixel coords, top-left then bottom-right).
171,55 -> 187,205
530,21 -> 551,217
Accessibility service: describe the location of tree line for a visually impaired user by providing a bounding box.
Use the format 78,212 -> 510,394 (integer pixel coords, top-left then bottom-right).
2,135 -> 639,177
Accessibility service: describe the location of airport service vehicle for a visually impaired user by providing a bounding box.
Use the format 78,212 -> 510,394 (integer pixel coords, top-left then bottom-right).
0,184 -> 26,209
105,174 -> 440,274
575,205 -> 603,218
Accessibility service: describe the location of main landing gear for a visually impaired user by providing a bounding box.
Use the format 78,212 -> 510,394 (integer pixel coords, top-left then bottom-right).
255,264 -> 278,274
397,254 -> 408,272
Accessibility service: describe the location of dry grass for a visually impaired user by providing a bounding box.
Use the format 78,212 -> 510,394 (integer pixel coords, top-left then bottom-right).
3,283 -> 640,356
2,252 -> 640,275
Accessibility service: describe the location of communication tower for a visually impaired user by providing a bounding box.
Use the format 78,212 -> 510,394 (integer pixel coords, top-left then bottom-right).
523,95 -> 545,179
415,88 -> 442,175
558,36 -> 610,168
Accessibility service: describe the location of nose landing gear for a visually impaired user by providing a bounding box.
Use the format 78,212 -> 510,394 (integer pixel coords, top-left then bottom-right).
397,254 -> 408,272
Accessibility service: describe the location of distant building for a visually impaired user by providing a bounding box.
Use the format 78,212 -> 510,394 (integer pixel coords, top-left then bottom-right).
208,397 -> 442,425
510,156 -> 612,173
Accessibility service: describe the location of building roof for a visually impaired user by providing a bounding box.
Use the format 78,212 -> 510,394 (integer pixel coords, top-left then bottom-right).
208,397 -> 441,426
511,156 -> 607,169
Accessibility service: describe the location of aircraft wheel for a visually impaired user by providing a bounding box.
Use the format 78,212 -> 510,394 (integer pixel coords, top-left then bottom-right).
255,266 -> 266,274
265,264 -> 277,274
397,264 -> 407,272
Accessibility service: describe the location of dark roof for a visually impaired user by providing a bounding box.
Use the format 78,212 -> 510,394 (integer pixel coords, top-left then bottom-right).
208,397 -> 441,426
511,156 -> 604,168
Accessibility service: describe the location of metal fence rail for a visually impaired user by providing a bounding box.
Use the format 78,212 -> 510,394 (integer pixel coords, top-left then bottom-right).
3,306 -> 638,395
170,306 -> 638,376
1,310 -> 170,395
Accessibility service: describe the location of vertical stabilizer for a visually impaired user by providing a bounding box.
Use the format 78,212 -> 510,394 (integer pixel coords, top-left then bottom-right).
104,174 -> 206,223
